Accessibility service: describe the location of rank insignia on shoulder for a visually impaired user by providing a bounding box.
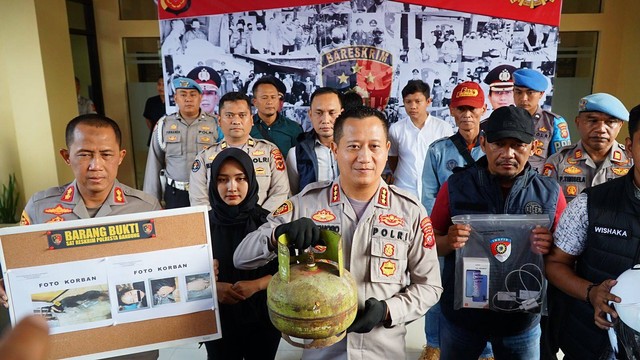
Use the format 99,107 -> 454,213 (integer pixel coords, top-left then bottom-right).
377,187 -> 389,206
114,187 -> 125,204
613,150 -> 622,161
331,184 -> 340,203
61,186 -> 75,202
273,200 -> 293,217
574,149 -> 583,159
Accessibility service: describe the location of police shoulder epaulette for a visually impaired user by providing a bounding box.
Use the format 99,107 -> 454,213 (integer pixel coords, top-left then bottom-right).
429,136 -> 449,149
254,137 -> 278,148
299,180 -> 332,196
616,142 -> 626,150
122,185 -> 159,206
388,185 -> 422,207
543,109 -> 563,119
31,185 -> 68,203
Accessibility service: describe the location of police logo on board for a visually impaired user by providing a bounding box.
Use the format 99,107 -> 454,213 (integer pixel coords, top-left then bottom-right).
524,201 -> 543,214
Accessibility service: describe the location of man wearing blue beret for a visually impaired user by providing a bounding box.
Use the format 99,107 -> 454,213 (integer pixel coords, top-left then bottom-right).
144,77 -> 223,208
542,93 -> 632,202
513,68 -> 571,173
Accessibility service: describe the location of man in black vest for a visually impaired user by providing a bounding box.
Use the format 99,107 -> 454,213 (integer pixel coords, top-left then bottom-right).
546,104 -> 640,360
285,87 -> 342,194
430,106 -> 566,360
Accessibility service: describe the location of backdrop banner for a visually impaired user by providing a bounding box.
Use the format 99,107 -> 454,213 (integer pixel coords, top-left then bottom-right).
158,0 -> 562,129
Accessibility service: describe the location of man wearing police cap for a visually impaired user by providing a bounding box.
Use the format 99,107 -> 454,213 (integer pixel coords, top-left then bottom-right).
187,66 -> 221,115
513,68 -> 571,173
484,64 -> 516,111
144,77 -> 223,208
543,93 -> 632,202
189,92 -> 290,212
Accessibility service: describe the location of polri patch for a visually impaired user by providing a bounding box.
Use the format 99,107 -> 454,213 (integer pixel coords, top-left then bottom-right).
273,200 -> 293,217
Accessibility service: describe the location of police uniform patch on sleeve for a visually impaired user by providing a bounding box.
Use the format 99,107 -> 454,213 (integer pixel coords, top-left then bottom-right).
558,122 -> 569,139
114,187 -> 126,204
420,217 -> 435,249
271,149 -> 285,171
542,163 -> 554,177
192,159 -> 201,172
20,210 -> 31,226
273,200 -> 293,217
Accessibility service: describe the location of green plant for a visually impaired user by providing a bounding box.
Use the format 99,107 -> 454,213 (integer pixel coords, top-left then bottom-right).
0,174 -> 19,223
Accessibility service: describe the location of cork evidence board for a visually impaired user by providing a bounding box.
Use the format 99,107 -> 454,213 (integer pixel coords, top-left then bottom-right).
0,206 -> 220,359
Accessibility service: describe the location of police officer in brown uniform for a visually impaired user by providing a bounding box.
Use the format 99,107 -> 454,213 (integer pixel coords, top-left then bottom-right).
234,106 -> 442,360
8,114 -> 160,360
189,92 -> 290,212
144,77 -> 223,208
543,93 -> 632,202
513,68 -> 571,173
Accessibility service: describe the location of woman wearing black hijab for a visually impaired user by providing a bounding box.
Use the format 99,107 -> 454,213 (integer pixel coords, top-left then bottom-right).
205,148 -> 280,360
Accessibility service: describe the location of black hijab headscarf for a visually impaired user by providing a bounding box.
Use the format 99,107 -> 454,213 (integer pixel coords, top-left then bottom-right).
208,147 -> 268,230
207,148 -> 276,325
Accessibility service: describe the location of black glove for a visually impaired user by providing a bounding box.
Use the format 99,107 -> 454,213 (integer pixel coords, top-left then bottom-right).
274,217 -> 320,250
347,298 -> 388,334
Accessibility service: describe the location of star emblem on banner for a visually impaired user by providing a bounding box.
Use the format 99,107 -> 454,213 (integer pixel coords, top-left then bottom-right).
337,72 -> 349,84
351,63 -> 363,74
366,72 -> 376,83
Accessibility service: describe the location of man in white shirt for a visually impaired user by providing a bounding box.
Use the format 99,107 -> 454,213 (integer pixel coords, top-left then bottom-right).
286,87 -> 343,194
388,80 -> 453,199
